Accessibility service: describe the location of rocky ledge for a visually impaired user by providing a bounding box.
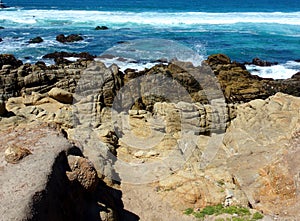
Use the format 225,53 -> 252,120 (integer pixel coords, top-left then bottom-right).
0,53 -> 299,220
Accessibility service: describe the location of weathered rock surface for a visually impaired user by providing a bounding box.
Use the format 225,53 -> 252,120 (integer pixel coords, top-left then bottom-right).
223,93 -> 300,219
48,87 -> 73,104
206,54 -> 300,102
114,93 -> 299,220
0,122 -> 132,221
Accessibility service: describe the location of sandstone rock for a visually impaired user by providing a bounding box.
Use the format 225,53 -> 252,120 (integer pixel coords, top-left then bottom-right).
223,93 -> 300,218
48,87 -> 73,104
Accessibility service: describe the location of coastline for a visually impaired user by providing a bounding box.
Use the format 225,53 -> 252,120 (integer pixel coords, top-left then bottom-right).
0,51 -> 300,220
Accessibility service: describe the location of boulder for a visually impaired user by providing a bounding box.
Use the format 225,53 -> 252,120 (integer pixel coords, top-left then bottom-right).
206,54 -> 231,67
0,26 -> 4,29
95,25 -> 109,30
66,155 -> 99,192
28,36 -> 43,44
48,87 -> 73,104
0,54 -> 23,69
0,37 -> 2,42
291,72 -> 300,79
56,34 -> 84,43
249,57 -> 278,66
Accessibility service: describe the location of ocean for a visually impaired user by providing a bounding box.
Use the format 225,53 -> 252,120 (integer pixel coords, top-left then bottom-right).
1,0 -> 300,79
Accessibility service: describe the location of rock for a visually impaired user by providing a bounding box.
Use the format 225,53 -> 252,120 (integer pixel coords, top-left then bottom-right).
95,25 -> 109,30
48,87 -> 73,104
223,93 -> 300,218
250,57 -> 278,66
66,155 -> 99,192
0,99 -> 7,116
28,36 -> 43,44
4,145 -> 32,163
0,37 -> 2,42
43,51 -> 95,60
291,72 -> 300,79
0,26 -> 4,29
56,34 -> 84,43
0,54 -> 23,69
206,54 -> 231,67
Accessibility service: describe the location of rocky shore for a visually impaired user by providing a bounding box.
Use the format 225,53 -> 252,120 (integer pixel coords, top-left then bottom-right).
0,53 -> 299,220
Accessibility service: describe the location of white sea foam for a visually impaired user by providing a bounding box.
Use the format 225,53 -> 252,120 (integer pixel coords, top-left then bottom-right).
1,10 -> 300,27
246,61 -> 300,79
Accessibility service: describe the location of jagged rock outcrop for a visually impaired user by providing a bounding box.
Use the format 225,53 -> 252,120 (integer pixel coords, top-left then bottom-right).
0,54 -> 23,69
206,54 -> 300,103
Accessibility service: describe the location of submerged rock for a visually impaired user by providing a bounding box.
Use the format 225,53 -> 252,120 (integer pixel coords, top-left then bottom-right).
95,25 -> 109,30
28,36 -> 44,44
56,34 -> 84,43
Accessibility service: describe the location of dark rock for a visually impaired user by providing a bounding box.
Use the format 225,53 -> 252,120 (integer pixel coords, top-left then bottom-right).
95,25 -> 109,30
0,37 -> 2,42
0,99 -> 7,116
28,36 -> 43,44
0,26 -> 4,29
206,54 -> 231,66
35,61 -> 47,69
291,72 -> 300,79
43,51 -> 95,60
295,59 -> 300,63
54,57 -> 73,66
250,57 -> 278,66
56,34 -> 84,43
0,54 -> 23,69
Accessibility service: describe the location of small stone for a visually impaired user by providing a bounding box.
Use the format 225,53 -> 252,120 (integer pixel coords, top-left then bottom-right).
5,146 -> 32,164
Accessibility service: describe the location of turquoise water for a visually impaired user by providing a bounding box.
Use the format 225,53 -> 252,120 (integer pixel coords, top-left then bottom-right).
0,0 -> 300,78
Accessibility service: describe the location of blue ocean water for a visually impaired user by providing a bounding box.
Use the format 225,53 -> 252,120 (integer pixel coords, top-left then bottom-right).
1,0 -> 300,78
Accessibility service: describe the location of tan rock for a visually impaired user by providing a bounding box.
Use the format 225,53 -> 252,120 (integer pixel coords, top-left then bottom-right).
4,145 -> 32,164
48,87 -> 73,104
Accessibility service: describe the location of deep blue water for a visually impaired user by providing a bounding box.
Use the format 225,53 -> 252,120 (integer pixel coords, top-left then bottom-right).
1,0 -> 300,78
